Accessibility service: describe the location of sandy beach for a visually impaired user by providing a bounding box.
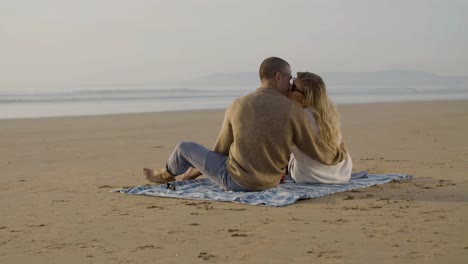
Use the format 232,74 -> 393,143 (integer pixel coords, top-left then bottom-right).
0,100 -> 467,263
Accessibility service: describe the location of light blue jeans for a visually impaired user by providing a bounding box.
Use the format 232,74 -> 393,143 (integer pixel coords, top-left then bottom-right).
166,142 -> 249,192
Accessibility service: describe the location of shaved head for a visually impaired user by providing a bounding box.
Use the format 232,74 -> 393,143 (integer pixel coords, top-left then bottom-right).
259,57 -> 290,81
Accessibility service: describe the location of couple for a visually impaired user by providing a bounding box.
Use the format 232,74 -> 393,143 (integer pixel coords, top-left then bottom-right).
143,57 -> 352,192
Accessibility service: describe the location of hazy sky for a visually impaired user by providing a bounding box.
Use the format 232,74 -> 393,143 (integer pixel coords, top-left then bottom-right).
1,0 -> 467,89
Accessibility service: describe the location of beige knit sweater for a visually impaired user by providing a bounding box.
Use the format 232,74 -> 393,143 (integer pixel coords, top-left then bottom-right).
213,87 -> 346,191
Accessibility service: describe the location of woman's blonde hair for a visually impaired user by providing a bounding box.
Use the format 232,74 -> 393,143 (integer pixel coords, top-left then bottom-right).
297,72 -> 341,153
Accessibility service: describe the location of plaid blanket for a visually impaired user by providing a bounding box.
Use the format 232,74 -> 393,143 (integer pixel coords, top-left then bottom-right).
112,171 -> 412,207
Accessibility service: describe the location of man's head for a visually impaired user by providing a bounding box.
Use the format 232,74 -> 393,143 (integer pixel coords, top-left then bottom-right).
259,57 -> 292,96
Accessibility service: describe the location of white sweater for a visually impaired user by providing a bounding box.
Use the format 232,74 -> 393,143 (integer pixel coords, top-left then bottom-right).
289,108 -> 352,184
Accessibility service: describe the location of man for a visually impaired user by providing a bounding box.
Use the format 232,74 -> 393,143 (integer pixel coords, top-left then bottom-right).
143,57 -> 346,191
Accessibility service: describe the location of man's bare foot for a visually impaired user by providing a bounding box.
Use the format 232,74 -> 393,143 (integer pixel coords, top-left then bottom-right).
181,167 -> 203,181
143,168 -> 176,183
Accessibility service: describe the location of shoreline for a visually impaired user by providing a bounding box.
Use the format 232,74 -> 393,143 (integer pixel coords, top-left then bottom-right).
1,98 -> 467,121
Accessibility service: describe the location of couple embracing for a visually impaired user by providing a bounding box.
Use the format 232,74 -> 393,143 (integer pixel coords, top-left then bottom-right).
143,57 -> 352,191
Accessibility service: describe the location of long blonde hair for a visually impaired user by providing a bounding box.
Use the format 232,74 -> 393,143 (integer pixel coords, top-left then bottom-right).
297,72 -> 341,153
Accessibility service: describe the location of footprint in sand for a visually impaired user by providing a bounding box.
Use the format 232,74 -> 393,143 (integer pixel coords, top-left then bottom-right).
310,249 -> 342,259
230,233 -> 248,237
98,185 -> 115,189
146,205 -> 164,209
226,229 -> 248,237
198,251 -> 216,261
198,204 -> 214,210
135,244 -> 161,250
224,208 -> 247,211
27,224 -> 45,228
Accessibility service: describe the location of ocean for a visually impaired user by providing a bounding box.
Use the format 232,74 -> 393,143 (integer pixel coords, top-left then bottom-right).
1,84 -> 467,119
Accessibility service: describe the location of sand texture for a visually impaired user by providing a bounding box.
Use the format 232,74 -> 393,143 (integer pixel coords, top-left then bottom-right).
1,100 -> 467,263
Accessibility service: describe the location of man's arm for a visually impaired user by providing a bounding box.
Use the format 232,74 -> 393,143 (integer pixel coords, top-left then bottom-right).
213,103 -> 234,155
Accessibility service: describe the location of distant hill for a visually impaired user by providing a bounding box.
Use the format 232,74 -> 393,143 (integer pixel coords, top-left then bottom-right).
172,70 -> 468,89
320,70 -> 468,87
176,72 -> 261,87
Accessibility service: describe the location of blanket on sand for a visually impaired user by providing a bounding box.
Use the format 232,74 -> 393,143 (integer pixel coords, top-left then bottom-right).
112,171 -> 412,206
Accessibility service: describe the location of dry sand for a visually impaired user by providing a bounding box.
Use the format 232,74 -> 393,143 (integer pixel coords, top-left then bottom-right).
0,100 -> 467,263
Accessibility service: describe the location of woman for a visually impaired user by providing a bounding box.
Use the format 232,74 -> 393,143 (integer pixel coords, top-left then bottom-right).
287,72 -> 352,184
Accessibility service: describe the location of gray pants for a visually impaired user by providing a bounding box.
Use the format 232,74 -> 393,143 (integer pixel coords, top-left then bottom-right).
166,142 -> 248,191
